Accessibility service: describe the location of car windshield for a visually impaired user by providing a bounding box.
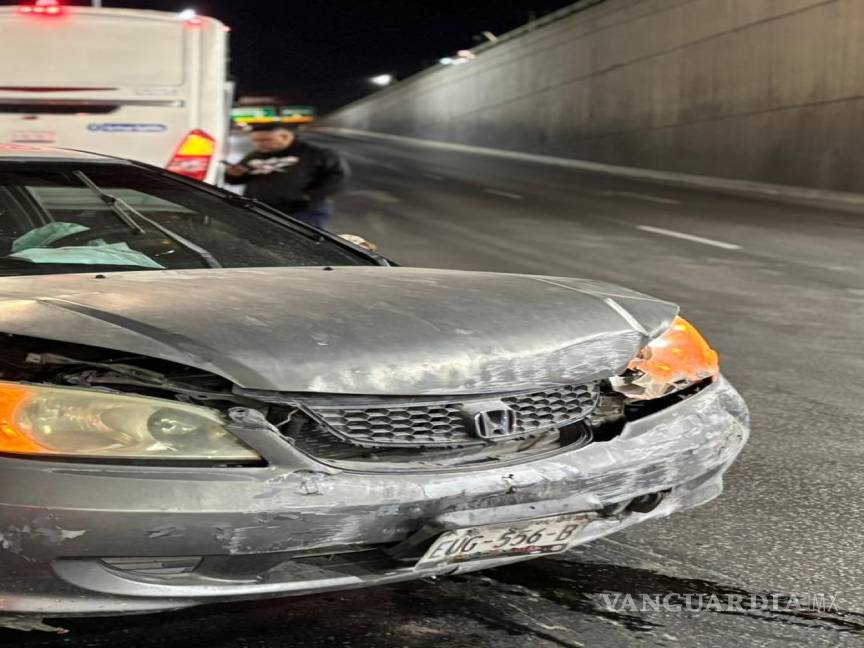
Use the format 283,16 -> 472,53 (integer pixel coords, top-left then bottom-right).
0,163 -> 375,275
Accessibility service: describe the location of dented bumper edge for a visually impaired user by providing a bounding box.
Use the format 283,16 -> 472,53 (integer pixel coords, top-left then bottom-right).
0,376 -> 748,617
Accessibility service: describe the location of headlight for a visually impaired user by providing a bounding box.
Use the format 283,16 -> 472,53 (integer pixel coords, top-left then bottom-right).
611,316 -> 719,400
0,382 -> 260,461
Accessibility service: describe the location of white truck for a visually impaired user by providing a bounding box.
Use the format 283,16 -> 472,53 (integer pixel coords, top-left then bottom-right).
0,1 -> 232,184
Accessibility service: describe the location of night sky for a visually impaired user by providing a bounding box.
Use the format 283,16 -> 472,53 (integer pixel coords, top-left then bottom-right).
54,0 -> 578,111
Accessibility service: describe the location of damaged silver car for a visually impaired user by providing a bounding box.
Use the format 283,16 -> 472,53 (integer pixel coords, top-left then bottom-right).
0,145 -> 748,629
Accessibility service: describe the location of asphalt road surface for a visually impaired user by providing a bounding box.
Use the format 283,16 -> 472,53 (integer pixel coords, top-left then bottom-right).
4,132 -> 863,647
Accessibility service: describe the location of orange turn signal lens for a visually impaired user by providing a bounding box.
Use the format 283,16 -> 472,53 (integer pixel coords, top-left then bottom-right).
0,384 -> 46,454
614,316 -> 719,400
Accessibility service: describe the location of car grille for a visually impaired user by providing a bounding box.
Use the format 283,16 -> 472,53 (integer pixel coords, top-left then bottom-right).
302,383 -> 599,449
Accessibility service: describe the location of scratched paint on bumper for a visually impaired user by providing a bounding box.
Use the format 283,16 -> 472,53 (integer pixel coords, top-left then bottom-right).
0,377 -> 747,616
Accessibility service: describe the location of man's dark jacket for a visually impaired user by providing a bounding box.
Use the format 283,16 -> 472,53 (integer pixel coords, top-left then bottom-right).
226,139 -> 348,214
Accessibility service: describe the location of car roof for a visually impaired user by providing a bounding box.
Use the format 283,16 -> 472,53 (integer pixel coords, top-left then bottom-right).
0,144 -> 127,163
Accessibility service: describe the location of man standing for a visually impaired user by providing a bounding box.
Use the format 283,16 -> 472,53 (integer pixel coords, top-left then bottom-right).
225,124 -> 348,229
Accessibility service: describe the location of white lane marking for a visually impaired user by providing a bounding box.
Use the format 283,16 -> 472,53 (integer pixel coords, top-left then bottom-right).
377,162 -> 400,171
484,188 -> 525,200
596,190 -> 680,205
424,173 -> 445,181
636,225 -> 742,250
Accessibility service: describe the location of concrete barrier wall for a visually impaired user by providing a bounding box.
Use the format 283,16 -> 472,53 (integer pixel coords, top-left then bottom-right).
323,0 -> 864,192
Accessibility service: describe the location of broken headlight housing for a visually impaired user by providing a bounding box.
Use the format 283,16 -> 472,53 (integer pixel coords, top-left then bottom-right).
611,316 -> 719,400
0,382 -> 260,461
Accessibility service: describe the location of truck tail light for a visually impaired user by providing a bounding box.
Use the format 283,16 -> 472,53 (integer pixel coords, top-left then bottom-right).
19,0 -> 63,15
166,130 -> 215,182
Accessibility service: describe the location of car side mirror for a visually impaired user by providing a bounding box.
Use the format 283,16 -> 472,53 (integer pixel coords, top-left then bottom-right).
338,234 -> 378,252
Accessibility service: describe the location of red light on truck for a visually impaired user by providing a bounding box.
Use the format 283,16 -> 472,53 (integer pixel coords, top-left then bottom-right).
19,0 -> 63,15
176,9 -> 204,26
166,130 -> 216,182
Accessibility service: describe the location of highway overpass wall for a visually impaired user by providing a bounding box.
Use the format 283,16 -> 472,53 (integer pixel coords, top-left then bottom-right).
322,0 -> 864,192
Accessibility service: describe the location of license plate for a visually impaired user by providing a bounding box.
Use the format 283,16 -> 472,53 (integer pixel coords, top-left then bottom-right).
418,513 -> 592,567
11,130 -> 55,143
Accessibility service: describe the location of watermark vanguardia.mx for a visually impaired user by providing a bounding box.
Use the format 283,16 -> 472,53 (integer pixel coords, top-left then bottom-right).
599,592 -> 841,613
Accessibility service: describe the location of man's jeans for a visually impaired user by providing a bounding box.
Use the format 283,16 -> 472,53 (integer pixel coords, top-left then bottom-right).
291,202 -> 335,230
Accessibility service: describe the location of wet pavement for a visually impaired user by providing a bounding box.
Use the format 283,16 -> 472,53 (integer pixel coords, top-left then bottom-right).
4,540 -> 863,646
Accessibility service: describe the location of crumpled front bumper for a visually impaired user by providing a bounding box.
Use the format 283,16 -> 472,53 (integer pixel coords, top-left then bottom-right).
0,376 -> 748,617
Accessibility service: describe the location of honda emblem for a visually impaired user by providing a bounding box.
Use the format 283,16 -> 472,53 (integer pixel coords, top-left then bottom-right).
462,401 -> 519,440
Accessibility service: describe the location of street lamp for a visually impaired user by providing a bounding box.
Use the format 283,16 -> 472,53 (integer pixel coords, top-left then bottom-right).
370,74 -> 394,87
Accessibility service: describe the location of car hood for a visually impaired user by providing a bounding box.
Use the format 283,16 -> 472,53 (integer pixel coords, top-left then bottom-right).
0,267 -> 677,395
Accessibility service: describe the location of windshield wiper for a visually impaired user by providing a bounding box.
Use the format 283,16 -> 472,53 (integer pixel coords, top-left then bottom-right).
73,171 -> 223,269
74,171 -> 146,235
221,193 -> 325,241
